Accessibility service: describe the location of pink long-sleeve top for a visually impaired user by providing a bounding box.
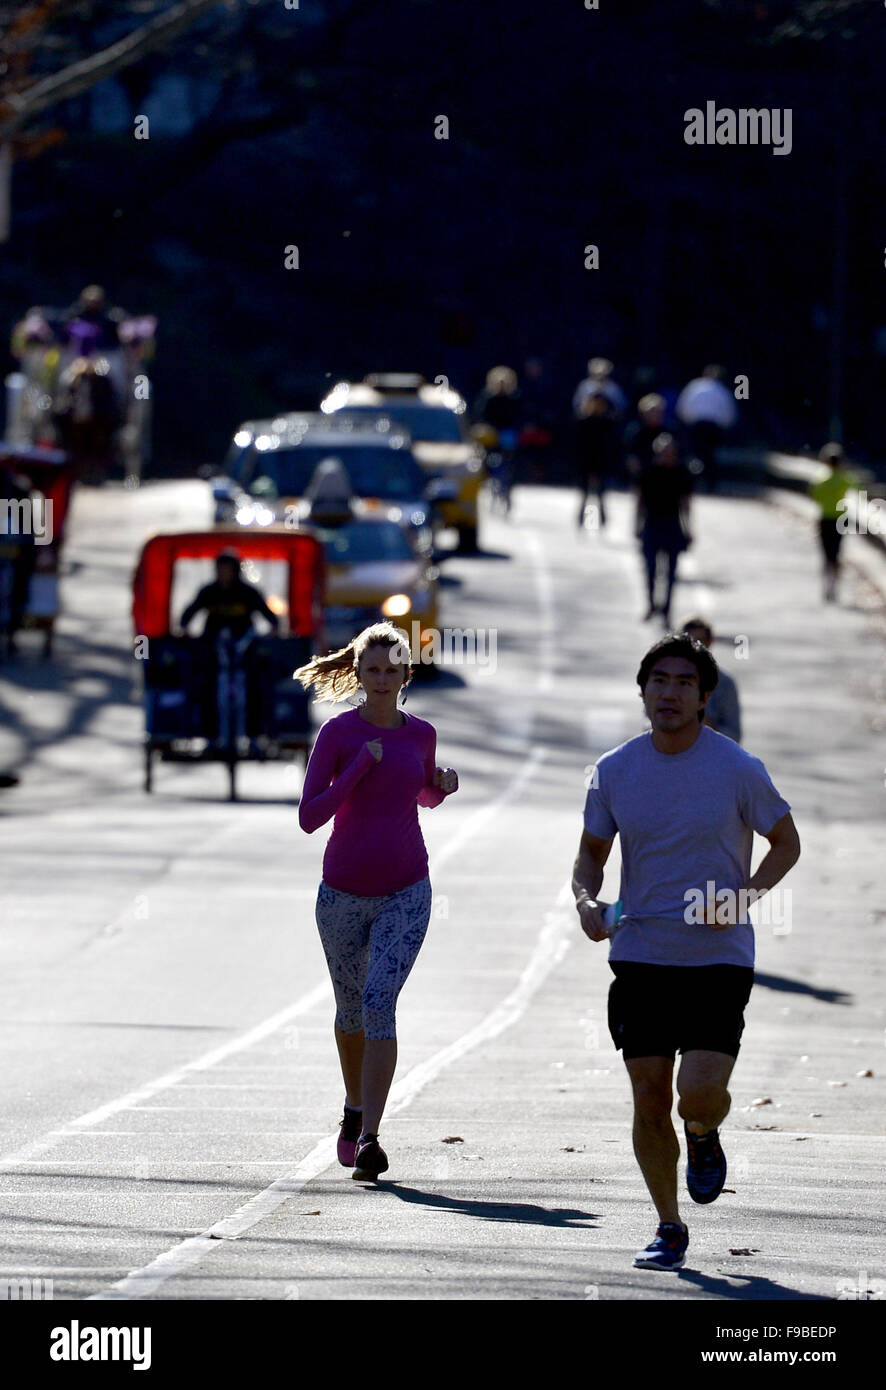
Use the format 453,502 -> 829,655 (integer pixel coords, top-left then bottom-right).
299,708 -> 451,896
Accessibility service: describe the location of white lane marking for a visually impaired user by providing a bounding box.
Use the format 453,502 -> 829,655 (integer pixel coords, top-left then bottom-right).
89,880 -> 576,1300
0,981 -> 332,1171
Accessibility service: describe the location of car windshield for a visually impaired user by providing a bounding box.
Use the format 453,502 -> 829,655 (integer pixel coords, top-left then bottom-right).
316,521 -> 415,565
336,405 -> 464,444
235,444 -> 426,500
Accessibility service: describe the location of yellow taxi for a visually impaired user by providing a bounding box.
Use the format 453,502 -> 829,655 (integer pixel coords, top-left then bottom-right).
291,500 -> 441,668
319,374 -> 486,553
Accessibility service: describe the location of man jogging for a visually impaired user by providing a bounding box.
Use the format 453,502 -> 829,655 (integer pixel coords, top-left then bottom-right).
573,635 -> 800,1270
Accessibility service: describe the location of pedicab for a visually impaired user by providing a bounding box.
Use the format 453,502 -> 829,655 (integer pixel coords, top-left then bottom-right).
132,527 -> 326,800
0,443 -> 75,657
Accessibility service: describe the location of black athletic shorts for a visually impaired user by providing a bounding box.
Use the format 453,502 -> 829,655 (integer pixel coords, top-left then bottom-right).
607,962 -> 755,1061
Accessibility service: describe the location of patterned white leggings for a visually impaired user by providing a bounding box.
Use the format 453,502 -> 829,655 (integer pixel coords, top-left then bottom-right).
315,876 -> 433,1040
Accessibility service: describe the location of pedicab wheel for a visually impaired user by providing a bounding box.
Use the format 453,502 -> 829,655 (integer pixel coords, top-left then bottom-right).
144,743 -> 153,793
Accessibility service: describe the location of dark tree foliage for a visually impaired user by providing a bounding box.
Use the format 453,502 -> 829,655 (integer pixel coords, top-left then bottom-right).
1,0 -> 884,471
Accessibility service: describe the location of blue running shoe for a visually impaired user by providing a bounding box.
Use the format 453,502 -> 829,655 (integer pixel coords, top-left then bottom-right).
633,1222 -> 689,1270
684,1122 -> 727,1204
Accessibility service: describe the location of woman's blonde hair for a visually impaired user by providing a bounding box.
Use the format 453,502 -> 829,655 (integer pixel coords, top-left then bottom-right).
293,621 -> 413,702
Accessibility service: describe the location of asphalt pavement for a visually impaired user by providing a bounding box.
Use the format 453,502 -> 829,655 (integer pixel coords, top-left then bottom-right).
0,476 -> 884,1304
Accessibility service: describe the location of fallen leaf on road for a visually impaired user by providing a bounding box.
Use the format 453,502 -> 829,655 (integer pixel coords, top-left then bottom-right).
752,1124 -> 779,1131
857,1069 -> 874,1078
721,1188 -> 736,1194
827,1080 -> 847,1087
300,1210 -> 322,1216
809,1112 -> 823,1117
749,1097 -> 773,1107
793,1137 -> 808,1142
729,1248 -> 760,1256
562,1145 -> 586,1153
440,1136 -> 464,1144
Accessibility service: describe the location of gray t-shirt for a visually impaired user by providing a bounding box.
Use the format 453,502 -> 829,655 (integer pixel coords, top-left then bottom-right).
583,726 -> 791,967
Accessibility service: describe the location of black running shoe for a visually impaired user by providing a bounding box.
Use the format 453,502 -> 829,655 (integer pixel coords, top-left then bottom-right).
352,1135 -> 389,1181
633,1222 -> 689,1271
684,1122 -> 727,1204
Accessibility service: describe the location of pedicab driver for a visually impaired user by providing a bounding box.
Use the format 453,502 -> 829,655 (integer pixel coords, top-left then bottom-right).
179,549 -> 279,641
179,550 -> 279,739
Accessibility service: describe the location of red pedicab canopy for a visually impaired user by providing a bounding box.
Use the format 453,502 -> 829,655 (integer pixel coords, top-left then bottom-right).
132,527 -> 326,641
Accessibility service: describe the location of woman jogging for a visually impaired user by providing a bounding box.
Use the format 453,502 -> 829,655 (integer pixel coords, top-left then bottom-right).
294,622 -> 458,1180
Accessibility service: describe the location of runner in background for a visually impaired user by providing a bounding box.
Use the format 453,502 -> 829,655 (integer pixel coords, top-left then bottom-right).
810,442 -> 856,603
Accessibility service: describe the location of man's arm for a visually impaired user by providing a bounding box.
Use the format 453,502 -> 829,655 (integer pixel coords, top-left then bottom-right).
179,586 -> 209,631
573,829 -> 614,942
250,589 -> 280,632
746,812 -> 800,899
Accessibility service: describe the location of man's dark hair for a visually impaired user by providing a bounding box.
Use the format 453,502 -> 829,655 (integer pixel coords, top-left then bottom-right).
637,634 -> 719,722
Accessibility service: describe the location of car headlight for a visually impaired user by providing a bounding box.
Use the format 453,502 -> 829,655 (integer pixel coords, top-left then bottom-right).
381,594 -> 412,617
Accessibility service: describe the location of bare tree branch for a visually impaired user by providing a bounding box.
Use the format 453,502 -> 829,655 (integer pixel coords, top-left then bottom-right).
0,0 -> 232,138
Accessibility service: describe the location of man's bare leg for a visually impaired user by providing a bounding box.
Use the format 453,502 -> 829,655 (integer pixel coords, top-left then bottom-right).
676,1049 -> 736,1135
626,1056 -> 683,1227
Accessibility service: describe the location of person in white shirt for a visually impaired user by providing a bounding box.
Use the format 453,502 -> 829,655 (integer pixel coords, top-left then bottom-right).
675,365 -> 737,493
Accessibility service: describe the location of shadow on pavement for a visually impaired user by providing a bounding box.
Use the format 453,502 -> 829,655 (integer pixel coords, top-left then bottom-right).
754,972 -> 853,1005
381,1182 -> 599,1228
677,1268 -> 831,1301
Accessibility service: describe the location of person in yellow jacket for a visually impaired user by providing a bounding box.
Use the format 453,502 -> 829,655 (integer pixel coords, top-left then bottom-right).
809,442 -> 856,602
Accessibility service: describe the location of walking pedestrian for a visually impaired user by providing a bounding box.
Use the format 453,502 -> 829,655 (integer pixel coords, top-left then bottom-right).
809,442 -> 855,603
679,616 -> 742,743
635,433 -> 694,625
675,365 -> 737,493
572,356 -> 627,420
572,633 -> 800,1270
573,392 -> 617,530
474,366 -> 523,511
294,622 -> 458,1180
623,394 -> 667,480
